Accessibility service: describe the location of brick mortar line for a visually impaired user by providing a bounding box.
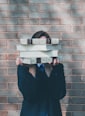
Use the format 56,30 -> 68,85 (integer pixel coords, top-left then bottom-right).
6,24 -> 71,26
66,89 -> 85,90
62,102 -> 85,104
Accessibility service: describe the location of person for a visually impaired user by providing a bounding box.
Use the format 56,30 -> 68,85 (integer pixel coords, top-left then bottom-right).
16,31 -> 66,116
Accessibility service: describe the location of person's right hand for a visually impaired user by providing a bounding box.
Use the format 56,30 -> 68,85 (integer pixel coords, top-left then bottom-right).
16,57 -> 36,78
16,57 -> 23,66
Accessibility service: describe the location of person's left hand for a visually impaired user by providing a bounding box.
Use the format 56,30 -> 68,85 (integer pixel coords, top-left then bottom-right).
52,58 -> 59,66
48,58 -> 59,66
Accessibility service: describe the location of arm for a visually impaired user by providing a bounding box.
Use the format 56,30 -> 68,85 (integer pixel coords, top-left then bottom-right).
17,64 -> 37,102
57,63 -> 66,99
49,63 -> 66,100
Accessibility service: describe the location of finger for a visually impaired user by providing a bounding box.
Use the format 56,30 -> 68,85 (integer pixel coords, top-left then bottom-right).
53,59 -> 56,65
56,58 -> 60,64
48,62 -> 52,64
16,57 -> 22,65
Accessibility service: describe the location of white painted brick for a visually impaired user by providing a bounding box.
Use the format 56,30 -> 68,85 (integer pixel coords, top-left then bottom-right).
17,44 -> 59,51
21,57 -> 53,64
51,38 -> 59,44
46,57 -> 52,62
41,57 -> 52,63
19,38 -> 59,45
41,57 -> 47,63
32,38 -> 47,44
20,38 -> 28,45
31,58 -> 37,64
20,50 -> 58,58
22,58 -> 36,64
22,58 -> 31,64
8,110 -> 20,116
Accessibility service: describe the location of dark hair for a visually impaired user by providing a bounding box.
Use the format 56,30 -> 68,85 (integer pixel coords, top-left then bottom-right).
31,30 -> 51,44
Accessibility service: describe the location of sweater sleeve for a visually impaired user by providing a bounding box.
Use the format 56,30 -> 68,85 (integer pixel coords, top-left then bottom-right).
49,63 -> 66,100
17,64 -> 37,102
57,64 -> 66,99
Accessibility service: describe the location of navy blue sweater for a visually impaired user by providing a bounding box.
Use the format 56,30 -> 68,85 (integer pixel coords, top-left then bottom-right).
17,63 -> 66,116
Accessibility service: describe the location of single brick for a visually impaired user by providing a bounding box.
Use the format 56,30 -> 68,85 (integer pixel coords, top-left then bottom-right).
49,25 -> 71,32
0,111 -> 8,116
17,4 -> 29,11
29,19 -> 39,24
8,97 -> 23,103
72,25 -> 83,33
60,47 -> 73,54
63,112 -> 72,116
70,97 -> 85,104
39,18 -> 60,25
0,4 -> 17,11
18,25 -> 49,32
6,54 -> 18,60
71,9 -> 81,17
72,83 -> 85,89
29,4 -> 40,12
62,32 -> 83,40
6,40 -> 18,53
9,0 -> 28,3
70,105 -> 85,111
29,12 -> 59,18
72,68 -> 85,75
72,39 -> 85,47
72,112 -> 85,116
0,0 -> 8,3
67,90 -> 85,97
0,104 -> 18,110
72,55 -> 85,61
0,18 -> 18,25
66,83 -> 72,89
0,83 -> 8,89
29,0 -> 51,3
0,89 -> 18,97
4,75 -> 17,82
6,60 -> 16,67
0,25 -> 7,32
0,97 -> 7,103
64,69 -> 72,76
18,18 -> 29,25
70,17 -> 82,24
8,110 -> 20,116
60,54 -> 72,61
64,62 -> 82,69
8,83 -> 18,89
65,76 -> 82,83
60,40 -> 72,46
39,4 -> 61,12
7,67 -> 17,75
72,47 -> 85,54
0,68 -> 7,76
48,32 -> 61,39
32,39 -> 47,44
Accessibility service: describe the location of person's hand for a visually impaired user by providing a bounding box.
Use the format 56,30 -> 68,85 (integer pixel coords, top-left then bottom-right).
16,57 -> 23,66
52,58 -> 59,66
48,58 -> 59,66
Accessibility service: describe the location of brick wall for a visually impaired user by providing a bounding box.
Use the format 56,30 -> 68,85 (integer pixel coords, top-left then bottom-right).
0,0 -> 85,116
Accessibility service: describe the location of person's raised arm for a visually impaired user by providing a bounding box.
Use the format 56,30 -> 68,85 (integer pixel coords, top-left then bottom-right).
49,61 -> 66,100
16,57 -> 37,102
